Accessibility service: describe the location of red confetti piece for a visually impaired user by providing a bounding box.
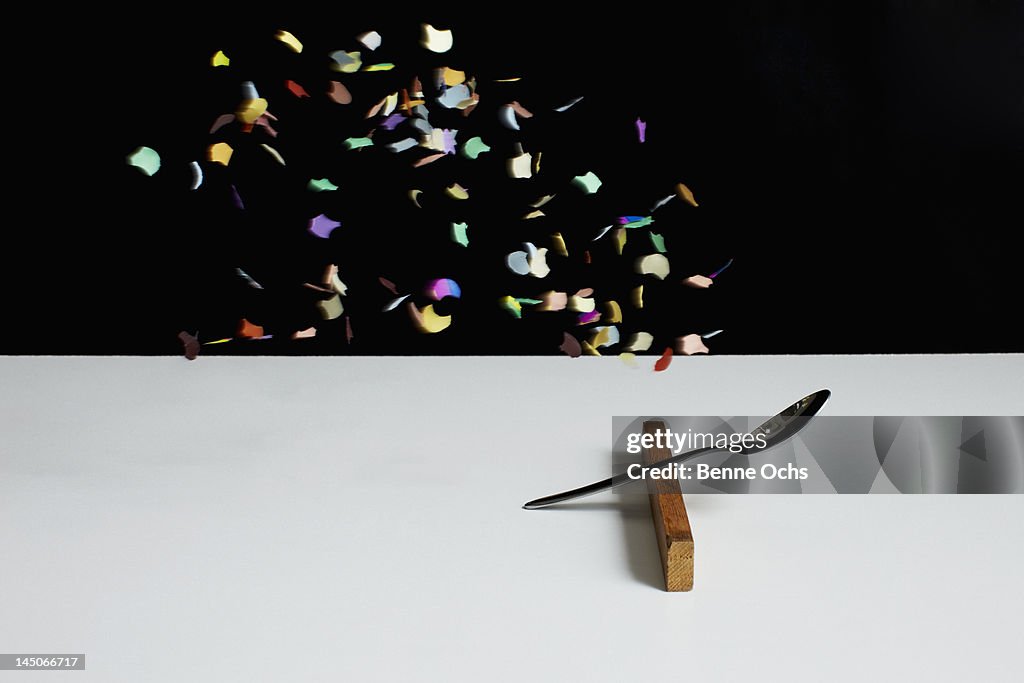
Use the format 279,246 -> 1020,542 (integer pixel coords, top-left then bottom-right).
654,347 -> 673,372
285,80 -> 310,98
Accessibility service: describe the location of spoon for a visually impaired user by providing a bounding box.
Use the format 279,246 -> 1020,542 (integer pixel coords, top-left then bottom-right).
522,388 -> 831,509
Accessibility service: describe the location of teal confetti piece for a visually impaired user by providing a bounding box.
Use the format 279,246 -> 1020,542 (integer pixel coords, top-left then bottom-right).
649,232 -> 666,253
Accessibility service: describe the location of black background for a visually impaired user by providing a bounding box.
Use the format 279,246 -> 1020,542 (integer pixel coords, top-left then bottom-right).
9,2 -> 1023,354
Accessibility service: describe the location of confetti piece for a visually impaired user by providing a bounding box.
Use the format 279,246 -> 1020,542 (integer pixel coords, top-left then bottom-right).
676,182 -> 699,207
578,310 -> 601,325
427,278 -> 461,301
254,115 -> 278,137
552,232 -> 568,256
709,258 -> 734,278
445,183 -> 469,200
317,294 -> 344,320
345,317 -> 354,343
209,114 -> 234,133
383,294 -> 409,311
357,30 -> 382,50
593,225 -> 613,241
683,275 -> 713,288
388,138 -> 418,152
605,301 -> 622,322
363,63 -> 395,72
508,151 -> 532,179
292,327 -> 317,339
554,96 -> 583,112
380,112 -> 405,130
211,50 -> 230,67
308,178 -> 338,192
613,228 -> 626,255
330,50 -> 362,73
344,137 -> 374,150
677,334 -> 709,355
236,268 -> 264,289
327,81 -> 352,104
421,24 -> 453,53
505,250 -> 531,275
516,297 -> 542,305
275,29 -> 303,52
260,143 -> 286,165
591,325 -> 619,348
523,210 -> 545,219
239,319 -> 264,338
308,214 -> 341,239
584,250 -> 591,263
531,194 -> 555,208
654,347 -> 673,372
236,98 -> 269,124
650,194 -> 674,212
189,161 -> 203,190
626,332 -> 653,352
409,189 -> 423,207
413,152 -> 446,167
572,171 -> 602,194
649,232 -> 666,253
438,83 -> 471,109
559,332 -> 582,358
499,296 -> 522,318
636,117 -> 647,142
451,221 -> 469,246
178,331 -> 199,360
540,291 -> 568,311
581,340 -> 601,356
622,215 -> 653,229
619,352 -> 638,368
632,285 -> 644,308
441,67 -> 466,86
379,277 -> 399,295
637,254 -> 670,279
285,80 -> 309,98
569,291 -> 595,312
230,185 -> 244,209
203,338 -> 231,346
494,76 -> 522,82
702,329 -> 723,339
461,136 -> 490,159
324,264 -> 347,295
126,146 -> 160,176
510,101 -> 534,119
499,104 -> 521,130
208,142 -> 233,166
409,302 -> 452,333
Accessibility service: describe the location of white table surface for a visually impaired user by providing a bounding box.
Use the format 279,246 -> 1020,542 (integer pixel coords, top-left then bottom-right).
2,355 -> 1023,682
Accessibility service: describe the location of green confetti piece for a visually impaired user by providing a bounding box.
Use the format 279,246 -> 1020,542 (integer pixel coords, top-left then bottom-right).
451,221 -> 469,246
461,136 -> 491,159
126,146 -> 160,176
363,63 -> 395,71
308,178 -> 339,192
649,231 -> 667,253
515,297 -> 542,305
344,137 -> 374,150
572,171 -> 602,194
624,215 -> 654,229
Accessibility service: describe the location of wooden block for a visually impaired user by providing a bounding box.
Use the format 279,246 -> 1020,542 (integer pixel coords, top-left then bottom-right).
642,420 -> 694,591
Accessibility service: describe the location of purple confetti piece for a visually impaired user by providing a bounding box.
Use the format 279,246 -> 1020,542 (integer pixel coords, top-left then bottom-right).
617,215 -> 643,225
709,258 -> 734,278
380,112 -> 405,130
577,310 -> 601,325
442,129 -> 457,155
230,185 -> 245,209
308,214 -> 342,239
635,117 -> 646,143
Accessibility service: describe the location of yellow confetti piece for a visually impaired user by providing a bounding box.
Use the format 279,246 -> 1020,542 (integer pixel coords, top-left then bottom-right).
330,50 -> 362,73
236,98 -> 268,124
317,294 -> 344,320
410,303 -> 452,333
445,183 -> 469,200
626,332 -> 653,352
494,77 -> 522,82
208,142 -> 233,166
275,29 -> 303,53
632,285 -> 644,308
619,352 -> 638,368
637,254 -> 670,279
552,232 -> 568,256
605,301 -> 622,322
591,327 -> 613,347
523,210 -> 545,220
531,194 -> 555,208
569,294 -> 595,313
421,23 -> 454,53
211,50 -> 230,67
508,152 -> 532,179
581,340 -> 601,356
409,189 -> 423,207
260,143 -> 286,165
613,228 -> 626,255
203,338 -> 232,345
676,182 -> 699,207
533,151 -> 542,174
442,67 -> 466,86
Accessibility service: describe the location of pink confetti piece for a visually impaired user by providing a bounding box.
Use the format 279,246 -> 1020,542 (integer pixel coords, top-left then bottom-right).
559,332 -> 582,358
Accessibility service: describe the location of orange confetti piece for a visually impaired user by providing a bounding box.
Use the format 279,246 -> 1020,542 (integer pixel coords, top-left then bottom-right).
238,319 -> 264,338
654,347 -> 673,372
285,80 -> 309,98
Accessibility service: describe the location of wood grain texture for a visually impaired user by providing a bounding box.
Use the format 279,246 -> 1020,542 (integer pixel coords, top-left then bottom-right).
642,420 -> 694,591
